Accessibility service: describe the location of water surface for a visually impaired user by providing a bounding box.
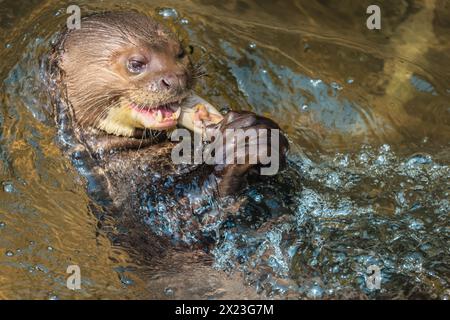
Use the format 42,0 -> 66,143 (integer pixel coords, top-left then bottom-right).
0,0 -> 449,299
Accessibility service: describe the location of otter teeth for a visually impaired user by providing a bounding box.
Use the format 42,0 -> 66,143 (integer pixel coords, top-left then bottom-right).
172,107 -> 181,120
156,110 -> 163,122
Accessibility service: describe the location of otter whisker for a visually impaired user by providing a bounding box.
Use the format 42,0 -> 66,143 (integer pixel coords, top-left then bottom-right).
77,95 -> 120,127
77,87 -> 128,124
137,128 -> 146,151
87,98 -> 124,131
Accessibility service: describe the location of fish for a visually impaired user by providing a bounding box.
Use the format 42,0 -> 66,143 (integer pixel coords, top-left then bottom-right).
178,93 -> 223,136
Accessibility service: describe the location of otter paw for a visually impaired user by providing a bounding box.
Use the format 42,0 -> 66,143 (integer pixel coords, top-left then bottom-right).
206,111 -> 289,196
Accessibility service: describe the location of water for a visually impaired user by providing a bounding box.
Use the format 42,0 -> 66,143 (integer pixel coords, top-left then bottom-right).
0,0 -> 449,299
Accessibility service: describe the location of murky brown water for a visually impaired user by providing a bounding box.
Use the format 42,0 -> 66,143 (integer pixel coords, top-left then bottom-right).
0,0 -> 449,299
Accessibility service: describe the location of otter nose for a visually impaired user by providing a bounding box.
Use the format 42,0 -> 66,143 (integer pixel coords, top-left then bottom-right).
158,73 -> 187,91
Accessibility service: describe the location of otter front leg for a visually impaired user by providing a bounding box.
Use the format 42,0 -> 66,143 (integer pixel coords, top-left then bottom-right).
178,94 -> 289,196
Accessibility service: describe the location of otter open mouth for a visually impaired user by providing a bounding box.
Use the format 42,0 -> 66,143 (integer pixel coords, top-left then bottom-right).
130,102 -> 182,130
98,95 -> 222,137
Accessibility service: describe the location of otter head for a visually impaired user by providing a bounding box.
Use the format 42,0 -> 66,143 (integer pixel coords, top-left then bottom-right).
58,12 -> 193,137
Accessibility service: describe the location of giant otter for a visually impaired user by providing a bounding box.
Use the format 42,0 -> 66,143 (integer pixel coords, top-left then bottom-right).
47,11 -> 288,244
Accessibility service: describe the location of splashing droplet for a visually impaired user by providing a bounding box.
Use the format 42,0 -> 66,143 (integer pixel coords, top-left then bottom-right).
307,285 -> 324,299
331,82 -> 343,90
406,154 -> 432,166
158,8 -> 178,19
2,181 -> 15,193
164,287 -> 174,297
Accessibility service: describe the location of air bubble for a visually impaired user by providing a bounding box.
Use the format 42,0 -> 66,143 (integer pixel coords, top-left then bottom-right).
158,8 -> 178,19
2,181 -> 15,193
409,219 -> 424,230
120,275 -> 134,286
307,285 -> 324,299
375,155 -> 387,165
380,144 -> 391,153
331,82 -> 343,90
359,152 -> 369,163
402,252 -> 424,272
164,287 -> 175,296
406,154 -> 432,166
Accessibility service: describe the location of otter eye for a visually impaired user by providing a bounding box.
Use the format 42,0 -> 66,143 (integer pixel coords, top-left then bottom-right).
177,48 -> 186,59
127,58 -> 146,74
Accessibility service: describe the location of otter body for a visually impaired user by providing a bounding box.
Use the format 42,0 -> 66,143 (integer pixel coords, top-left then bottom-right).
86,137 -> 213,242
48,11 -> 288,243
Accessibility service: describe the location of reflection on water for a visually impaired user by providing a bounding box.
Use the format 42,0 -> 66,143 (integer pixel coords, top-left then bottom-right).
0,0 -> 449,299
